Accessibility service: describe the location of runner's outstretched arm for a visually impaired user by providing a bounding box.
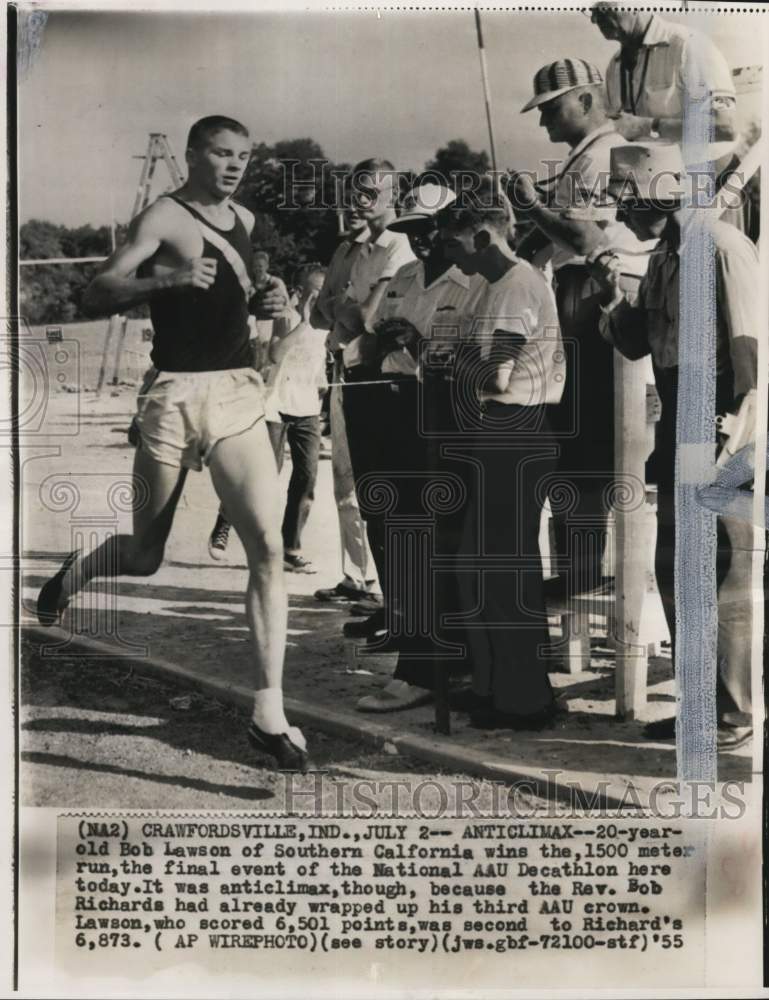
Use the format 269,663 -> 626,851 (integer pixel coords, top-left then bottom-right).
83,199 -> 216,316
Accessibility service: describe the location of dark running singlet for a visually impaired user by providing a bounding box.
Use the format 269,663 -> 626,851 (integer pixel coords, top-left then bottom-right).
143,195 -> 254,372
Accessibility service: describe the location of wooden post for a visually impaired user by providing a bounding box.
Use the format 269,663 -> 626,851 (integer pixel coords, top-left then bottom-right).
110,316 -> 129,386
95,314 -> 118,395
613,353 -> 656,718
560,611 -> 590,674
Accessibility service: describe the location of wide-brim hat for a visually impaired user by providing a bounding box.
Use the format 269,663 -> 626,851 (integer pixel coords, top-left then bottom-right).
387,182 -> 457,232
593,143 -> 689,206
522,58 -> 604,112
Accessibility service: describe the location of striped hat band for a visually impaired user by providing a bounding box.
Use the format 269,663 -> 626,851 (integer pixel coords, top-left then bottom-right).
522,59 -> 604,112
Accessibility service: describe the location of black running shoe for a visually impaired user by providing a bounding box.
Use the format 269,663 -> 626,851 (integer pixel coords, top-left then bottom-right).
36,550 -> 79,626
247,721 -> 309,772
208,514 -> 231,561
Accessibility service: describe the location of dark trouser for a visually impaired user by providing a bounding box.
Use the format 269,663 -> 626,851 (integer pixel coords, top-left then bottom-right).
551,265 -> 615,592
456,401 -> 557,715
342,368 -> 394,589
653,365 -> 752,729
389,376 -> 474,690
267,413 -> 321,553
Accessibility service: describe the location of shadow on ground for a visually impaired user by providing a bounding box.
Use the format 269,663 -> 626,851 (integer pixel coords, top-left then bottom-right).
22,555 -> 754,787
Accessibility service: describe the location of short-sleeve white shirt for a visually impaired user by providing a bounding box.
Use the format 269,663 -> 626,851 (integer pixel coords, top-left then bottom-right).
373,259 -> 484,375
263,307 -> 328,419
341,228 -> 415,368
467,258 -> 565,407
604,14 -> 737,164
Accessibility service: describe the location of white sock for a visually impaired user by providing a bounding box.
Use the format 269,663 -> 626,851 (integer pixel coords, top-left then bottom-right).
251,689 -> 306,750
252,688 -> 289,734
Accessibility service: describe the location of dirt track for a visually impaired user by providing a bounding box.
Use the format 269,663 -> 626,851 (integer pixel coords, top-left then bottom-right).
21,636 -> 550,811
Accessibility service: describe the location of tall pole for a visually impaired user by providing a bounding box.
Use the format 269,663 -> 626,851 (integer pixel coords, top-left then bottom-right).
474,9 -> 498,176
109,184 -> 117,253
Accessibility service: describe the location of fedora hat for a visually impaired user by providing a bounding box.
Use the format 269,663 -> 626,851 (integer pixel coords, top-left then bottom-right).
521,58 -> 603,112
603,143 -> 688,203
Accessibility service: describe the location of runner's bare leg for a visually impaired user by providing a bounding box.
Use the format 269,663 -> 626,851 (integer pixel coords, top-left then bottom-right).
57,446 -> 188,604
208,419 -> 297,739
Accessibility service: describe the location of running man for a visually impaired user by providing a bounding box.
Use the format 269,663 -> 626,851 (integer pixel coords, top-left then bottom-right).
207,250 -> 290,560
36,115 -> 308,771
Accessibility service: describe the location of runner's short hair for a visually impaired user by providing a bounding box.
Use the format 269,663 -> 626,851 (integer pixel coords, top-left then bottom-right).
187,116 -> 250,150
253,250 -> 270,264
438,175 -> 511,235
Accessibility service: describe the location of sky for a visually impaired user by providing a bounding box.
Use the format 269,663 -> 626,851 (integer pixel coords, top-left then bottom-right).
17,4 -> 765,228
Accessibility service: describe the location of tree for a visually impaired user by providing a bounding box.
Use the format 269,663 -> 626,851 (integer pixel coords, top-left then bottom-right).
424,140 -> 491,188
20,220 -> 112,324
59,224 -> 112,260
237,138 -> 346,278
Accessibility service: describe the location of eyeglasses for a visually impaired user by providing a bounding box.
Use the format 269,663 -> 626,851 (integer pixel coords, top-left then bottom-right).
351,173 -> 396,203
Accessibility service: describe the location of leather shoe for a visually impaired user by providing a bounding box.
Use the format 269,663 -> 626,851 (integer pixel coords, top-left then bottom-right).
356,680 -> 433,713
716,726 -> 753,752
349,595 -> 384,616
449,686 -> 493,713
343,609 -> 386,638
315,581 -> 376,603
247,721 -> 309,772
363,632 -> 402,653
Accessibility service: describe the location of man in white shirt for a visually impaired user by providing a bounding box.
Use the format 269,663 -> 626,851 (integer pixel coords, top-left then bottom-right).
590,2 -> 756,236
351,182 -> 484,712
512,58 -> 652,599
263,264 -> 329,574
310,213 -> 380,604
337,159 -> 415,613
590,3 -> 737,164
435,176 -> 564,730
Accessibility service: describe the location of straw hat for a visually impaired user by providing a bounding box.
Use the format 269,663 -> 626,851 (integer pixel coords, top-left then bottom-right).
521,58 -> 604,112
